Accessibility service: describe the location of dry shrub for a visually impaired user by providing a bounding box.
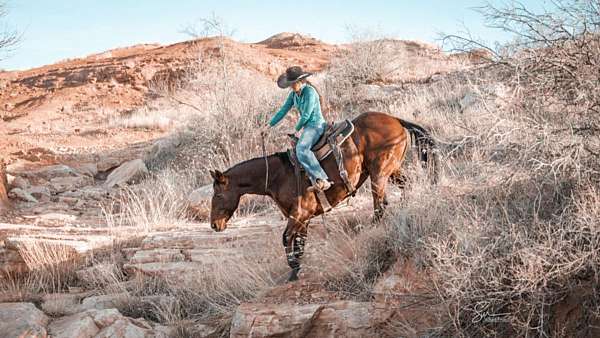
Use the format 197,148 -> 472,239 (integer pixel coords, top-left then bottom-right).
171,62 -> 286,175
16,241 -> 82,294
107,107 -> 173,130
103,168 -> 199,231
0,272 -> 43,303
322,28 -> 469,118
310,4 -> 600,333
306,212 -> 398,301
395,1 -> 600,335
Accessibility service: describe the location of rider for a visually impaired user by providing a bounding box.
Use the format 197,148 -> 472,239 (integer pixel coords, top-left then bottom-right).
264,66 -> 332,191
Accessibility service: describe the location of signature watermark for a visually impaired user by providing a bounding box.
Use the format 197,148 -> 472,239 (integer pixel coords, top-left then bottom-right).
471,301 -> 511,324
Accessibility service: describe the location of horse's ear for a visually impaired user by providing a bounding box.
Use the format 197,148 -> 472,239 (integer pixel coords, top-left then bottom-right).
211,170 -> 227,185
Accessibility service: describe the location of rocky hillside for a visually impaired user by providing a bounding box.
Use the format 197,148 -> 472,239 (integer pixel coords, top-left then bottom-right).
0,33 -> 463,167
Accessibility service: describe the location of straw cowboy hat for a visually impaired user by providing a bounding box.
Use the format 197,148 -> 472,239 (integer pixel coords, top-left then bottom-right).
277,66 -> 313,89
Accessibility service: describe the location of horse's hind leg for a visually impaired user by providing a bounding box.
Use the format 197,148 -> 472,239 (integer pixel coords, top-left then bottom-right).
368,146 -> 405,222
370,175 -> 390,222
282,217 -> 308,281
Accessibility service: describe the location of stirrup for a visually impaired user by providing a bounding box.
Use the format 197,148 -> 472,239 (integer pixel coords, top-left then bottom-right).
308,179 -> 332,192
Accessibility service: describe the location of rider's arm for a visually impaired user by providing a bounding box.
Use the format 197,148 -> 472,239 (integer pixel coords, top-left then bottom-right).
269,92 -> 294,127
294,86 -> 317,132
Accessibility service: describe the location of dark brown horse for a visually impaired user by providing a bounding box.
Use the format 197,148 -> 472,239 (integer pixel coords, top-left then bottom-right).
209,112 -> 437,281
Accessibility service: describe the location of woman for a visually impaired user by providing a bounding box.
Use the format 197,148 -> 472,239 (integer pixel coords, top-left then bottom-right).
265,66 -> 332,191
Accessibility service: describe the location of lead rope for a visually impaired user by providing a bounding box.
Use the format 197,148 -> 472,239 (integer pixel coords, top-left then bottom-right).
261,131 -> 269,193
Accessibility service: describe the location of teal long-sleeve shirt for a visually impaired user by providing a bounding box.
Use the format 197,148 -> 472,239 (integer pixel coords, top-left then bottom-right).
268,84 -> 326,132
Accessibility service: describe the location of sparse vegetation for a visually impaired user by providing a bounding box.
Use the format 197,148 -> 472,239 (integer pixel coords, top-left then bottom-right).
3,1 -> 599,336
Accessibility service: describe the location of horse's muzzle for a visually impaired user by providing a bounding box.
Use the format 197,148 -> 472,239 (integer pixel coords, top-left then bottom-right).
210,220 -> 226,232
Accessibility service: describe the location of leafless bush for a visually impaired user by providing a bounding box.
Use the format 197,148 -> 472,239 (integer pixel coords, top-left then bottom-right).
414,1 -> 600,335
169,60 -> 287,176
304,206 -> 398,301
0,2 -> 20,60
444,0 -> 600,182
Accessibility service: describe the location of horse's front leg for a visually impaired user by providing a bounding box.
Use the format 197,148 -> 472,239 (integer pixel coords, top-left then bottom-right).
282,217 -> 308,282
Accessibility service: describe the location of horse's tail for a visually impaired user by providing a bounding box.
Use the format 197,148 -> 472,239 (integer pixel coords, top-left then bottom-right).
398,118 -> 439,184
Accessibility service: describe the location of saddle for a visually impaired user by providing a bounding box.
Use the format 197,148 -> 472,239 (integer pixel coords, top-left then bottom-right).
311,120 -> 355,161
288,120 -> 356,212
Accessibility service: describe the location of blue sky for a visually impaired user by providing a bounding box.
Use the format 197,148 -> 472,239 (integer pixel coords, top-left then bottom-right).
1,0 -> 547,70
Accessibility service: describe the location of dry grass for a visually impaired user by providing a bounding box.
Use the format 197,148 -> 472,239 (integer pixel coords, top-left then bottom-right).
102,168 -> 199,232
107,107 -> 174,131
15,241 -> 82,294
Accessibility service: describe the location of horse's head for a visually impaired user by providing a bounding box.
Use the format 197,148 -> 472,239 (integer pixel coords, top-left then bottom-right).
209,169 -> 240,232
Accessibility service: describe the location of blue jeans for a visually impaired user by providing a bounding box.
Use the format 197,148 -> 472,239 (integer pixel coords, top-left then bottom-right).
296,123 -> 329,183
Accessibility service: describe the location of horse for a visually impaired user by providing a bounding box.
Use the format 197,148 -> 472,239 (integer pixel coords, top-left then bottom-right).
209,111 -> 437,281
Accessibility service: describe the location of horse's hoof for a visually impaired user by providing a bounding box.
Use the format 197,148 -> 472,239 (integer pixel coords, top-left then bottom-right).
287,269 -> 300,282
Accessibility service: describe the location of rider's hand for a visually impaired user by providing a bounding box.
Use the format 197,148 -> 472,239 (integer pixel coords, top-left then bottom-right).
294,131 -> 301,139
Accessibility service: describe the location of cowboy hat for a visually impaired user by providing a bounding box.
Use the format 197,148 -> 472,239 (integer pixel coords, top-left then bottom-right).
277,66 -> 312,89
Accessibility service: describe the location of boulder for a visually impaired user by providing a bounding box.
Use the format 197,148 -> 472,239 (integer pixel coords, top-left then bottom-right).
49,175 -> 93,194
0,302 -> 49,338
105,159 -> 148,188
143,136 -> 181,170
95,318 -> 148,338
97,157 -> 125,173
8,174 -> 29,189
78,293 -> 130,311
49,309 -> 160,338
230,303 -> 322,338
27,186 -> 52,200
30,164 -> 78,180
73,163 -> 99,177
9,187 -> 38,203
230,301 -> 394,338
49,314 -> 99,338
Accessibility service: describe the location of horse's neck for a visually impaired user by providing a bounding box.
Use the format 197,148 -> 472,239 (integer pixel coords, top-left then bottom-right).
230,155 -> 285,196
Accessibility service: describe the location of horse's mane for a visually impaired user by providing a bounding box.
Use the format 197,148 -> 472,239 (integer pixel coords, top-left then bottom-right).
225,152 -> 290,174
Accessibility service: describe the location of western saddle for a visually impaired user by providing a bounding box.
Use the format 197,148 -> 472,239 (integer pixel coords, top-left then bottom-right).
288,120 -> 355,212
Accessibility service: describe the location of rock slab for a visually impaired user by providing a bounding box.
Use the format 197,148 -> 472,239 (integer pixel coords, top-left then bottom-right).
0,302 -> 49,338
105,159 -> 148,188
230,301 -> 393,338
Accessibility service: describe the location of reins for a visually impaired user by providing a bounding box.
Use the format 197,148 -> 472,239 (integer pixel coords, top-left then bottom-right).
261,131 -> 269,193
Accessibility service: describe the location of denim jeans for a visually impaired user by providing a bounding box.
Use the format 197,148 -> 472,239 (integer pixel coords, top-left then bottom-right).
296,123 -> 329,183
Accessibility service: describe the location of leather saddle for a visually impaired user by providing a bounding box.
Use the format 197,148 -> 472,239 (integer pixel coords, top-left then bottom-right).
311,120 -> 355,160
288,120 -> 354,161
